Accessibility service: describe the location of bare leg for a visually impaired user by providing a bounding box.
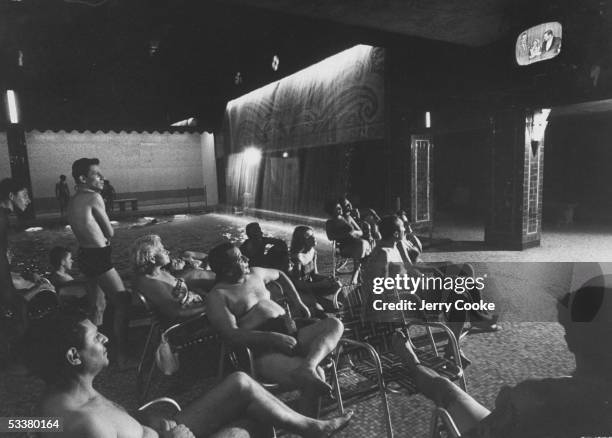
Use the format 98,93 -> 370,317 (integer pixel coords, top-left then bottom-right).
176,372 -> 353,438
254,354 -> 321,416
85,282 -> 106,326
293,318 -> 343,394
392,332 -> 489,433
92,268 -> 130,365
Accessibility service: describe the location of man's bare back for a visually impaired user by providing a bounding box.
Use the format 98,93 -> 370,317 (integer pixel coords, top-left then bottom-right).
67,190 -> 109,248
40,390 -> 156,438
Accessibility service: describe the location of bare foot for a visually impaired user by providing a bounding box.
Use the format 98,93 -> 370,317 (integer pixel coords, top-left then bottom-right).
391,331 -> 420,373
292,365 -> 332,395
306,410 -> 354,438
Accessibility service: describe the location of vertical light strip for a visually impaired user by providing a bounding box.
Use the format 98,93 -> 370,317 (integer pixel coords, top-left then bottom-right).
7,90 -> 18,124
425,111 -> 431,128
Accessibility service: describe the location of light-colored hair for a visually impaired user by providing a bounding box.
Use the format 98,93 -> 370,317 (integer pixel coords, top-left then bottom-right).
131,234 -> 164,275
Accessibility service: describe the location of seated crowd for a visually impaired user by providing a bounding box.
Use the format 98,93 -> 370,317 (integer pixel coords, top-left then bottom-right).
2,184 -> 607,437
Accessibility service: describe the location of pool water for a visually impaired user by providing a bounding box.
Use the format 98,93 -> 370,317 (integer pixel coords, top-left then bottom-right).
8,212 -> 335,285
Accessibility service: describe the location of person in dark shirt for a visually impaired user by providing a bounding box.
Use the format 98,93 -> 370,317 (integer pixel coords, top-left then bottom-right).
240,222 -> 289,272
55,174 -> 70,217
0,178 -> 31,370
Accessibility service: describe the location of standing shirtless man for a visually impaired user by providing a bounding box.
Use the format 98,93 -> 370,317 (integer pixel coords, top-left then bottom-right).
67,158 -> 130,367
206,242 -> 344,416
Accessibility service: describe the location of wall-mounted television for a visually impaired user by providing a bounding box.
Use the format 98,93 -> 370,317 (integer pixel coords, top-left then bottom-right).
516,22 -> 562,66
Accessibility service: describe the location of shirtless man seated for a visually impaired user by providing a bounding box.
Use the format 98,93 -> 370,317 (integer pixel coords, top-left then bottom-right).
25,308 -> 353,438
48,246 -> 106,326
206,242 -> 344,416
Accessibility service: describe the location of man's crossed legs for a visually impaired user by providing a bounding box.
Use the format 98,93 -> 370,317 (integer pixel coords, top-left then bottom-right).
254,317 -> 344,416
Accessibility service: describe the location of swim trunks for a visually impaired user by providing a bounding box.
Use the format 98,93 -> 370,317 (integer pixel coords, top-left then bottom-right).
255,316 -> 319,336
78,246 -> 113,278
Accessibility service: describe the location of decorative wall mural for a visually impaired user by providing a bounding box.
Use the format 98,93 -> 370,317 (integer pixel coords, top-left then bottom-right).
225,45 -> 385,152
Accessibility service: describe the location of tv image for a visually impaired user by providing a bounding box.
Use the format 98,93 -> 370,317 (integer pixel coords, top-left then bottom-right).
516,22 -> 562,66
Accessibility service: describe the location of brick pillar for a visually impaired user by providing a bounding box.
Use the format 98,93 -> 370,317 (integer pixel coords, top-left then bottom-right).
485,109 -> 545,249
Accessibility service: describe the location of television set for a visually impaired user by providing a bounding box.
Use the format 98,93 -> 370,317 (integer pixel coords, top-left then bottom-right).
516,22 -> 562,66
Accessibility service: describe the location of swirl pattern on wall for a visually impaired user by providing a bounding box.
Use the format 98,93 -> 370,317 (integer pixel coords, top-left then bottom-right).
225,45 -> 385,152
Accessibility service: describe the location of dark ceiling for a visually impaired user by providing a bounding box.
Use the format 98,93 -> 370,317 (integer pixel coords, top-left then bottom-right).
0,0 -> 609,131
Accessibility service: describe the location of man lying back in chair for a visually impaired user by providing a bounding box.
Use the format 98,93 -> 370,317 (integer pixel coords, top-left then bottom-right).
25,307 -> 353,438
392,273 -> 612,437
206,242 -> 344,417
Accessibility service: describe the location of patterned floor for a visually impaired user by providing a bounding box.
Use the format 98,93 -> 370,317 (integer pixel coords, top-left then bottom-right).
1,212 -> 580,437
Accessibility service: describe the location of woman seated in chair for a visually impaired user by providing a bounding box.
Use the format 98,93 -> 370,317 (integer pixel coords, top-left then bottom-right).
324,199 -> 371,260
289,226 -> 342,313
131,234 -> 207,323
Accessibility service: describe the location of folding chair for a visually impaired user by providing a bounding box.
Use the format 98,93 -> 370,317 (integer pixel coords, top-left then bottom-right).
134,290 -> 220,403
328,284 -> 467,438
430,407 -> 461,438
330,240 -> 362,285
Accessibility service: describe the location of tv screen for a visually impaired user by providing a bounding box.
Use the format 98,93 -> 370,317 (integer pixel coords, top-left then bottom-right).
516,22 -> 562,66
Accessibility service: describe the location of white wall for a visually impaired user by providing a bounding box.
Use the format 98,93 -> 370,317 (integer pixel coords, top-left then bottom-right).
26,130 -> 208,198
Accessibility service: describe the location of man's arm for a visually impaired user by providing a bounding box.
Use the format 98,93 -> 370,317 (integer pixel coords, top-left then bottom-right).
91,193 -> 114,239
251,267 -> 310,318
206,290 -> 297,354
140,279 -> 205,321
346,216 -> 363,238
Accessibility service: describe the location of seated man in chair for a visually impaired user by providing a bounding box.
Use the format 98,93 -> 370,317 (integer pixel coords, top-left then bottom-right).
25,308 -> 353,438
362,215 -> 472,366
240,222 -> 289,273
392,273 -> 612,437
206,242 -> 344,416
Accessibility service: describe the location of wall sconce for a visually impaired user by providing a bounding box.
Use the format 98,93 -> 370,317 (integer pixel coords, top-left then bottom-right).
529,108 -> 550,156
6,90 -> 19,124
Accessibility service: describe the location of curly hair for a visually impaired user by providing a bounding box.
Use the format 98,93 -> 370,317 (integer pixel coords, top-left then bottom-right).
131,234 -> 164,275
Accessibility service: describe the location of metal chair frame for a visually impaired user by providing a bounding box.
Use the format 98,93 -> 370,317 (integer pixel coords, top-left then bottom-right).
328,284 -> 467,438
330,240 -> 362,284
135,290 -> 219,403
429,407 -> 461,438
